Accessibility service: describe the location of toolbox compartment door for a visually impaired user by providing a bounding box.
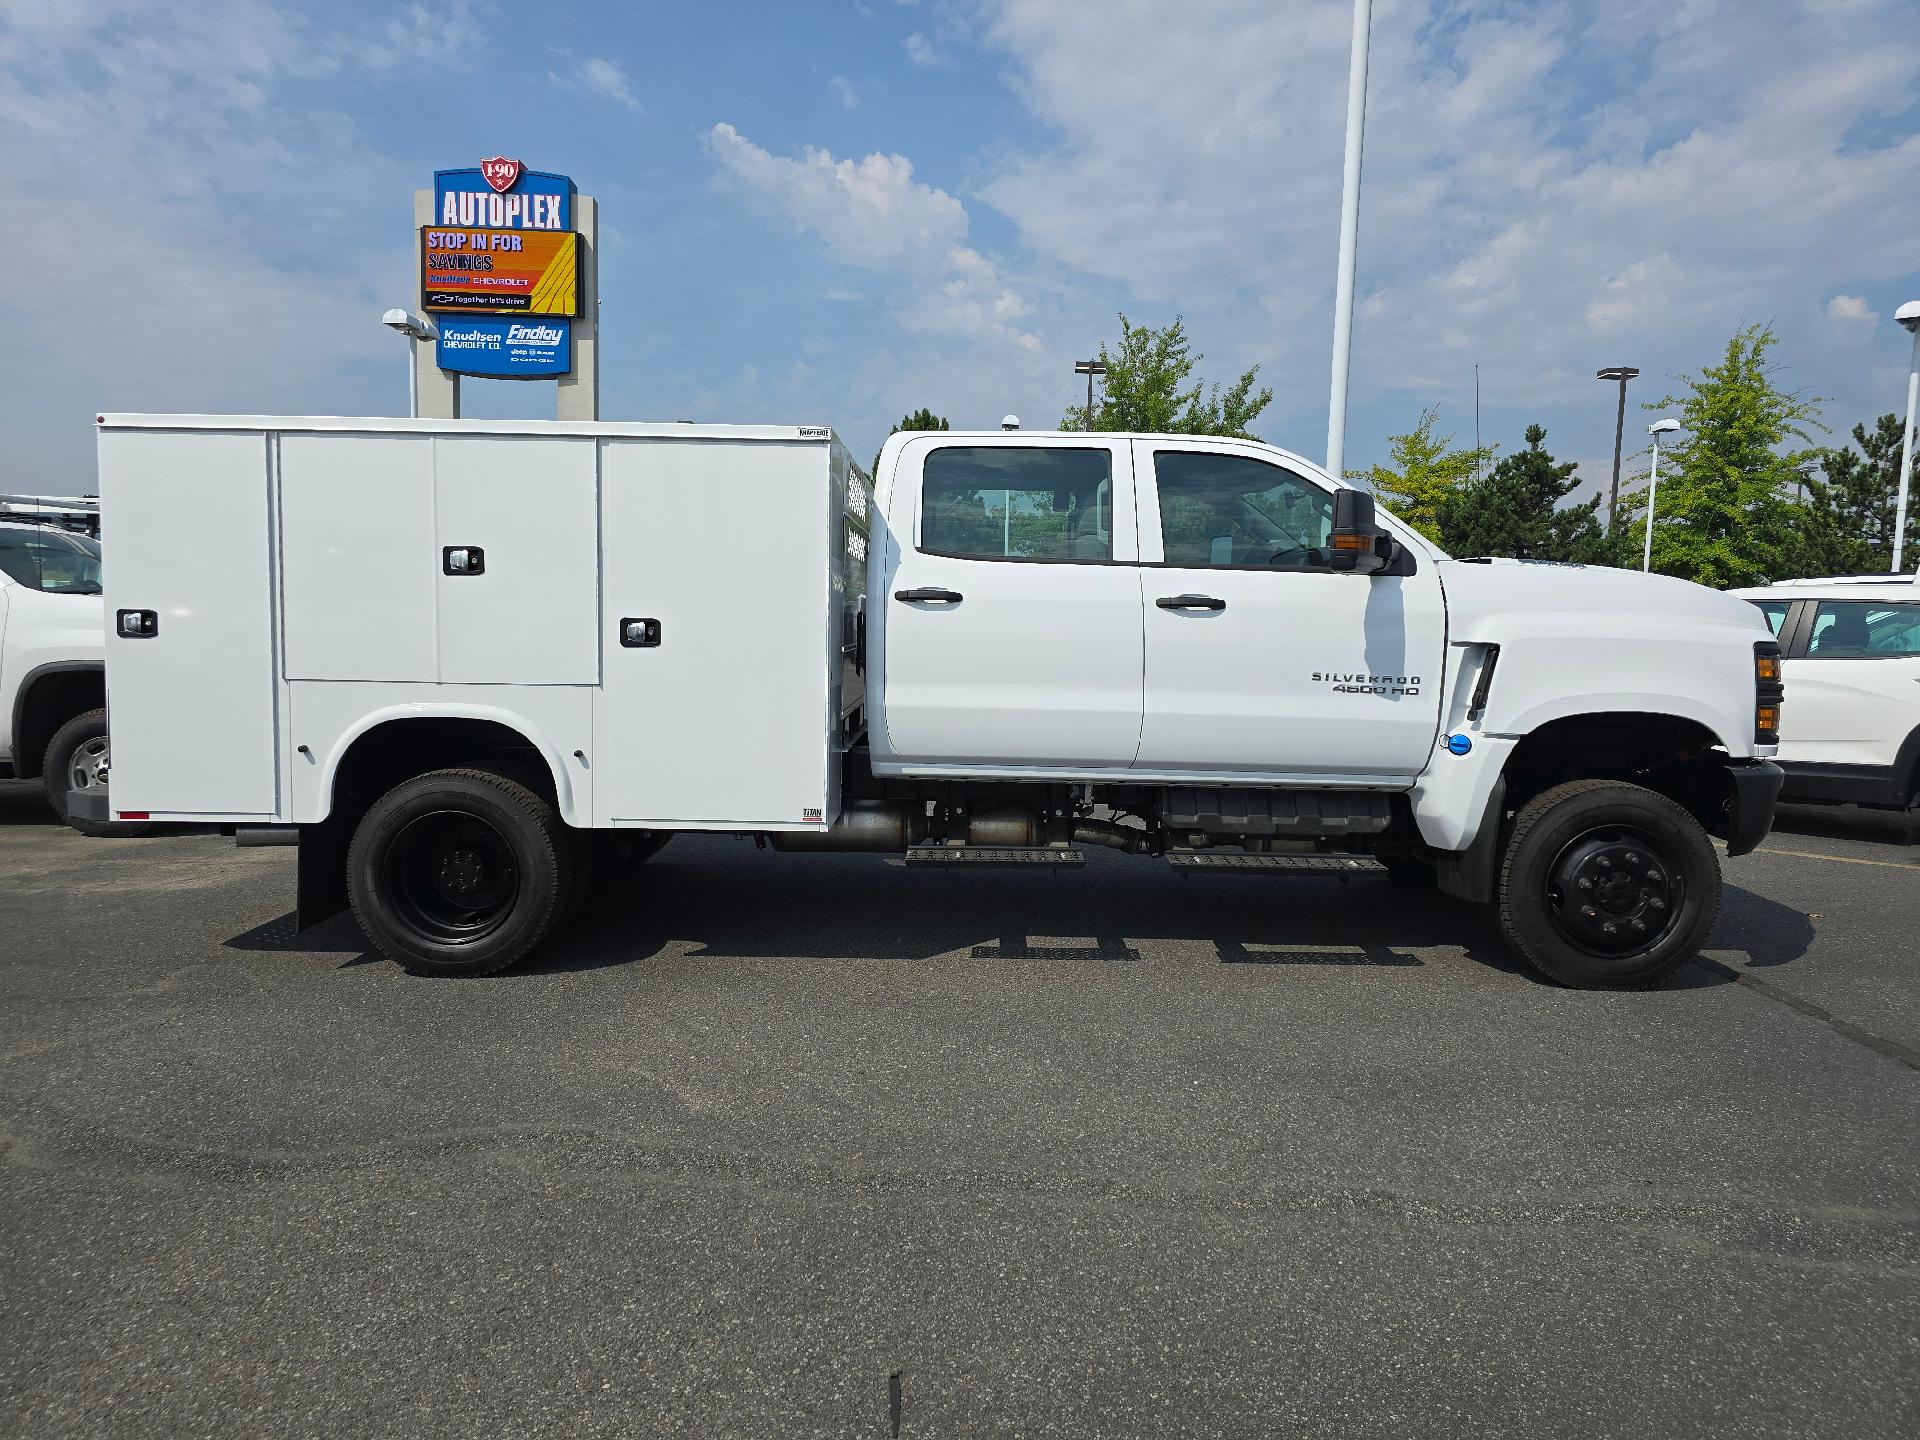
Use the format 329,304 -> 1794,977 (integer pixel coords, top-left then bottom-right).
434,436 -> 599,685
98,428 -> 280,816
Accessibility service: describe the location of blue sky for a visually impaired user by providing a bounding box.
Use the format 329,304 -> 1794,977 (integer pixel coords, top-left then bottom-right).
4,0 -> 1917,499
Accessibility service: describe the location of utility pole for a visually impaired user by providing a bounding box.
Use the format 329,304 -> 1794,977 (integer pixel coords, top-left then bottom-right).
1074,359 -> 1107,430
1596,366 -> 1639,532
1325,0 -> 1373,483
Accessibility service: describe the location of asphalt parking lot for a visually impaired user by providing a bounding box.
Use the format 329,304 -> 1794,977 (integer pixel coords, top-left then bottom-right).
2,782 -> 1916,1439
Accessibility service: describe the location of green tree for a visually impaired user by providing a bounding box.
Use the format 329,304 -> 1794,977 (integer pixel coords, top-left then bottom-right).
1626,323 -> 1827,587
1794,413 -> 1906,575
1349,407 -> 1494,547
873,408 -> 949,477
1061,314 -> 1272,437
1435,423 -> 1613,562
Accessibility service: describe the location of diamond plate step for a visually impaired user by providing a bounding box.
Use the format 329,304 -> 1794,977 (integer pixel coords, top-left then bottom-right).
904,847 -> 1086,868
1166,852 -> 1384,875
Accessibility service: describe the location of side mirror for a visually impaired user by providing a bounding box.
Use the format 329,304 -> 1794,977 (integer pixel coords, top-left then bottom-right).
1328,489 -> 1393,575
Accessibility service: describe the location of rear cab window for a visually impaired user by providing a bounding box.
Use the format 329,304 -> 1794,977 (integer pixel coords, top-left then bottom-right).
1804,600 -> 1920,658
918,445 -> 1117,563
0,529 -> 102,593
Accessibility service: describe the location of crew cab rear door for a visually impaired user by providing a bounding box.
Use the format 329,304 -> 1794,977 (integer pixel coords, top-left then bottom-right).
878,435 -> 1144,769
1132,440 -> 1445,783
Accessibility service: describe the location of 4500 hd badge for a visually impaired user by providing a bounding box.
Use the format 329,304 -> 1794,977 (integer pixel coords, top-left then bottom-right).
1312,672 -> 1423,697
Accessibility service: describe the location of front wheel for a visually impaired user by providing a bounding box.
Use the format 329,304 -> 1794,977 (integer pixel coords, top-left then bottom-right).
1497,779 -> 1720,990
347,768 -> 576,977
42,708 -> 153,837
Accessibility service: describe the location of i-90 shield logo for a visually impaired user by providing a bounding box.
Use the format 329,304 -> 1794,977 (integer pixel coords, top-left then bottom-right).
479,156 -> 523,194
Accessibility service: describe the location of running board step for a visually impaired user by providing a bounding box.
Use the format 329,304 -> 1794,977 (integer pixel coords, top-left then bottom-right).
905,847 -> 1086,868
1167,853 -> 1384,875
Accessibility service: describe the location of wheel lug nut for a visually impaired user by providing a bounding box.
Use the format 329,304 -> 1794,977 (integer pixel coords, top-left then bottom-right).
1602,922 -> 1618,935
1582,906 -> 1598,920
1578,878 -> 1593,890
1625,852 -> 1640,865
1646,869 -> 1662,882
1632,919 -> 1646,931
1649,897 -> 1666,911
1597,857 -> 1612,869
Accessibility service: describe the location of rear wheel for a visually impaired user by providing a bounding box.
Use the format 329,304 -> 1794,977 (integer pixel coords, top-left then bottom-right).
42,708 -> 152,837
347,768 -> 577,976
1497,779 -> 1720,989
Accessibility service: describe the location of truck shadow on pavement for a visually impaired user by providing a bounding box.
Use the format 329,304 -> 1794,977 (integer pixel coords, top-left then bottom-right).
520,846 -> 1822,986
221,844 -> 1816,986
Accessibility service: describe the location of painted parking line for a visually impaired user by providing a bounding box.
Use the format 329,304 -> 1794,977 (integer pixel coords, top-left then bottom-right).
1750,845 -> 1920,871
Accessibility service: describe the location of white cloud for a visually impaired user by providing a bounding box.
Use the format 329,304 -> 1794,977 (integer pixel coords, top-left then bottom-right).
904,32 -> 940,65
0,0 -> 478,481
1827,294 -> 1874,326
829,74 -> 860,109
572,55 -> 642,110
706,122 -> 1037,356
974,0 -> 1920,464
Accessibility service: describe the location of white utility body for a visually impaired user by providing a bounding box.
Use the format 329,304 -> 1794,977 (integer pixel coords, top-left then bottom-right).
99,414 -> 1786,989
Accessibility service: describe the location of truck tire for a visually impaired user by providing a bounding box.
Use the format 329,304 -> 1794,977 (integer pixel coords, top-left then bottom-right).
347,768 -> 575,977
42,709 -> 153,838
1496,779 -> 1720,990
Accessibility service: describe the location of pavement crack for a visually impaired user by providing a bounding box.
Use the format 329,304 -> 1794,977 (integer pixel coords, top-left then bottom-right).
1692,956 -> 1920,1072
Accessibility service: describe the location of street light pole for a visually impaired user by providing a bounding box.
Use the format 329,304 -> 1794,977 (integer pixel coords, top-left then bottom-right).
1325,0 -> 1373,483
1074,359 -> 1108,430
381,309 -> 437,420
1596,366 -> 1639,533
1894,302 -> 1920,573
1644,418 -> 1680,574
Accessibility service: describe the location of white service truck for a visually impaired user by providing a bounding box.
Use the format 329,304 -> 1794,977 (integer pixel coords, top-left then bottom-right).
93,414 -> 1785,988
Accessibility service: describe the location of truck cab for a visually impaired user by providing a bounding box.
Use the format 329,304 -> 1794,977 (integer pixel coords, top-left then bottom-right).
95,415 -> 1785,989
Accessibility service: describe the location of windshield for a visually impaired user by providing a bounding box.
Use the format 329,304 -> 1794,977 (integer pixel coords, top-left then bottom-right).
0,529 -> 102,594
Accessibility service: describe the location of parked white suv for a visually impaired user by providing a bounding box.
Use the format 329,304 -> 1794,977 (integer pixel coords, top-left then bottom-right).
0,520 -> 143,834
1732,574 -> 1920,815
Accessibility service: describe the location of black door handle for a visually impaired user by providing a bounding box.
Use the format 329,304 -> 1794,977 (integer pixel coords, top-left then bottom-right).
1157,594 -> 1226,611
894,587 -> 963,603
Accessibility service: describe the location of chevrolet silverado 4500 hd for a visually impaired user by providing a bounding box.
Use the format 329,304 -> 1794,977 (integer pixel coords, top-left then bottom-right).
92,415 -> 1785,988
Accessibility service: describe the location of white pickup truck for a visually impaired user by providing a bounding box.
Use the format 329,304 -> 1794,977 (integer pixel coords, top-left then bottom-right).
93,414 -> 1784,988
0,516 -> 146,835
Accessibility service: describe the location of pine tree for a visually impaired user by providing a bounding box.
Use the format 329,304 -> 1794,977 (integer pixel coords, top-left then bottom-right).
1797,413 -> 1906,575
1436,424 -> 1610,562
1629,324 -> 1827,587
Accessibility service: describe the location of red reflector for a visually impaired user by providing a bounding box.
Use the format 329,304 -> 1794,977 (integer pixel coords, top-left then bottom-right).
116,811 -> 149,820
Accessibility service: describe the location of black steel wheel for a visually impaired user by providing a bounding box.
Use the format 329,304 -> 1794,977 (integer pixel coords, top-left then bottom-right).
1542,826 -> 1684,957
1497,779 -> 1719,989
385,811 -> 522,944
347,769 -> 575,976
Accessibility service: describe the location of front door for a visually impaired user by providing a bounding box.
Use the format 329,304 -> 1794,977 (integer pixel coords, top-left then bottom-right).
1782,597 -> 1920,772
879,436 -> 1144,769
1132,441 -> 1445,782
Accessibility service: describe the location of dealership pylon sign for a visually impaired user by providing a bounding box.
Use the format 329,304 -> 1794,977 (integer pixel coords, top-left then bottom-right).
419,162 -> 591,382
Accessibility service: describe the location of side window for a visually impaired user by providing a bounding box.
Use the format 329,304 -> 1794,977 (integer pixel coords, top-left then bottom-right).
1805,601 -> 1920,658
1153,451 -> 1333,569
0,531 -> 103,594
1746,599 -> 1790,637
920,446 -> 1112,562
